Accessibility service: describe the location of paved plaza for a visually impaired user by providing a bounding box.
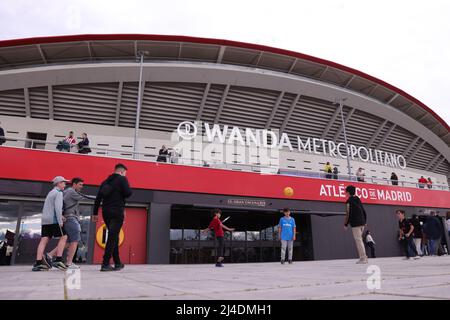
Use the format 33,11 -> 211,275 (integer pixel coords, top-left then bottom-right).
1,256 -> 450,300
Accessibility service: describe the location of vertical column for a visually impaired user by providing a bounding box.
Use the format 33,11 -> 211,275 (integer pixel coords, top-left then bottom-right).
147,203 -> 171,264
10,202 -> 23,266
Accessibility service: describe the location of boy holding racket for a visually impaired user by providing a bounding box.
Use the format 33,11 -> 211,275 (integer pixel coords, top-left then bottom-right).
201,209 -> 234,267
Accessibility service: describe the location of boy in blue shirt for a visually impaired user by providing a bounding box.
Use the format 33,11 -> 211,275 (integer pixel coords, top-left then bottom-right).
278,207 -> 296,264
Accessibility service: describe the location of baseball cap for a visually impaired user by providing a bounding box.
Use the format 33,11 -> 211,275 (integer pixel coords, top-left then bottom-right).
52,176 -> 69,185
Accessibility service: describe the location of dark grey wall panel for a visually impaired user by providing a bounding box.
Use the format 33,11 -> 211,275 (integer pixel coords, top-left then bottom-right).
311,204 -> 409,260
147,203 -> 171,264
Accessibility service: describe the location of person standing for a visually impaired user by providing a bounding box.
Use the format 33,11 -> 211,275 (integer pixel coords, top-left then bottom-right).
64,131 -> 77,152
396,210 -> 420,260
157,145 -> 169,162
0,121 -> 5,145
365,230 -> 376,258
390,172 -> 399,186
344,185 -> 368,264
333,167 -> 339,179
411,214 -> 423,256
446,212 -> 450,238
423,212 -> 443,256
77,133 -> 91,154
32,176 -> 69,271
418,176 -> 428,189
93,163 -> 132,271
356,168 -> 365,182
427,178 -> 433,189
47,177 -> 95,268
201,209 -> 235,267
278,208 -> 296,264
324,162 -> 333,179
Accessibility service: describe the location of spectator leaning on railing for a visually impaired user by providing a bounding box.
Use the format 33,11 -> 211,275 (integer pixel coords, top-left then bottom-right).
418,176 -> 428,189
157,145 -> 170,162
77,133 -> 91,154
57,131 -> 77,152
0,121 -> 5,146
390,172 -> 399,186
356,168 -> 365,182
427,177 -> 433,189
332,166 -> 339,179
324,162 -> 333,179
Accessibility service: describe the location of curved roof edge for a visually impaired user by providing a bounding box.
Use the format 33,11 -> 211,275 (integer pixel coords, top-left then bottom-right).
0,33 -> 448,132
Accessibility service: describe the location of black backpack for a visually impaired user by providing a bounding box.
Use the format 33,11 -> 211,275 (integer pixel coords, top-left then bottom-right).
100,176 -> 118,198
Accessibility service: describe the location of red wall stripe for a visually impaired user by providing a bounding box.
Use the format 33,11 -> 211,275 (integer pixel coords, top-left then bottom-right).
1,147 -> 449,208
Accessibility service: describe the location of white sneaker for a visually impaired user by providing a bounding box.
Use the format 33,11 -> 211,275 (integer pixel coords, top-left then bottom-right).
356,259 -> 368,264
66,263 -> 80,269
413,256 -> 421,260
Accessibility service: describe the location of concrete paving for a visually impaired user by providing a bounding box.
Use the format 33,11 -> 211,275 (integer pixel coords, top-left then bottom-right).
0,256 -> 449,300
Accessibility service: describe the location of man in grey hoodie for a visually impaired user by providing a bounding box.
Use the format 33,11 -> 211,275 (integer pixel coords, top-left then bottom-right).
32,176 -> 69,271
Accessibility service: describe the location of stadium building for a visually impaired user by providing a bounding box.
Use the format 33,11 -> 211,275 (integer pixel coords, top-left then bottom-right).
0,34 -> 449,265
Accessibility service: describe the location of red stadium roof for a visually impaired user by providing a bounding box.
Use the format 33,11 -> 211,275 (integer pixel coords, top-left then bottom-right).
0,34 -> 448,133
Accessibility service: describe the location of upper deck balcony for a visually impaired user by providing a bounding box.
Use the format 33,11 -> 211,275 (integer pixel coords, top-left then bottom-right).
1,138 -> 449,209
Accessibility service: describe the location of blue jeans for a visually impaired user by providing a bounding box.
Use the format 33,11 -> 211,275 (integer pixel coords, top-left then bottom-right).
428,238 -> 441,256
64,217 -> 81,243
402,236 -> 417,258
280,240 -> 293,261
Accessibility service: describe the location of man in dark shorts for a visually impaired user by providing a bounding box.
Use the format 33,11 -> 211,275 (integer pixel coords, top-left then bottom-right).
32,176 -> 69,271
201,209 -> 234,267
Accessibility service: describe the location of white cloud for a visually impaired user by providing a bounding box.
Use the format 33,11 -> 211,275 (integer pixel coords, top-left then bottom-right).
0,0 -> 449,124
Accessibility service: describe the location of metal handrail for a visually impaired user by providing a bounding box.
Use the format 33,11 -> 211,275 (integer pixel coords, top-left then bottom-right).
1,135 -> 448,191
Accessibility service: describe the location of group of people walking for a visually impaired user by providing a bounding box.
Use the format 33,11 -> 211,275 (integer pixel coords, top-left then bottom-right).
32,165 -> 447,270
397,210 -> 446,259
33,176 -> 93,271
32,163 -> 132,272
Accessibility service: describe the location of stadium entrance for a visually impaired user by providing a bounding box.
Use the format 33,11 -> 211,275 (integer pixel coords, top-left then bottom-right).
169,205 -> 313,264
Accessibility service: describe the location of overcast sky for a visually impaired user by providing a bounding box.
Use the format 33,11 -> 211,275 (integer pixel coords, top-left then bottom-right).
1,0 -> 449,125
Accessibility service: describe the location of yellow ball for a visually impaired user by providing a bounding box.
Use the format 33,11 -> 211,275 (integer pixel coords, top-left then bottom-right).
284,187 -> 294,197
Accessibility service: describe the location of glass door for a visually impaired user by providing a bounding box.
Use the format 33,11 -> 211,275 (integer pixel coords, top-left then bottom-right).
0,201 -> 20,265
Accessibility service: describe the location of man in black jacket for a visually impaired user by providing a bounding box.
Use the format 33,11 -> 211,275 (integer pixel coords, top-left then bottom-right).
93,163 -> 132,271
344,185 -> 368,264
0,122 -> 5,145
423,212 -> 443,256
